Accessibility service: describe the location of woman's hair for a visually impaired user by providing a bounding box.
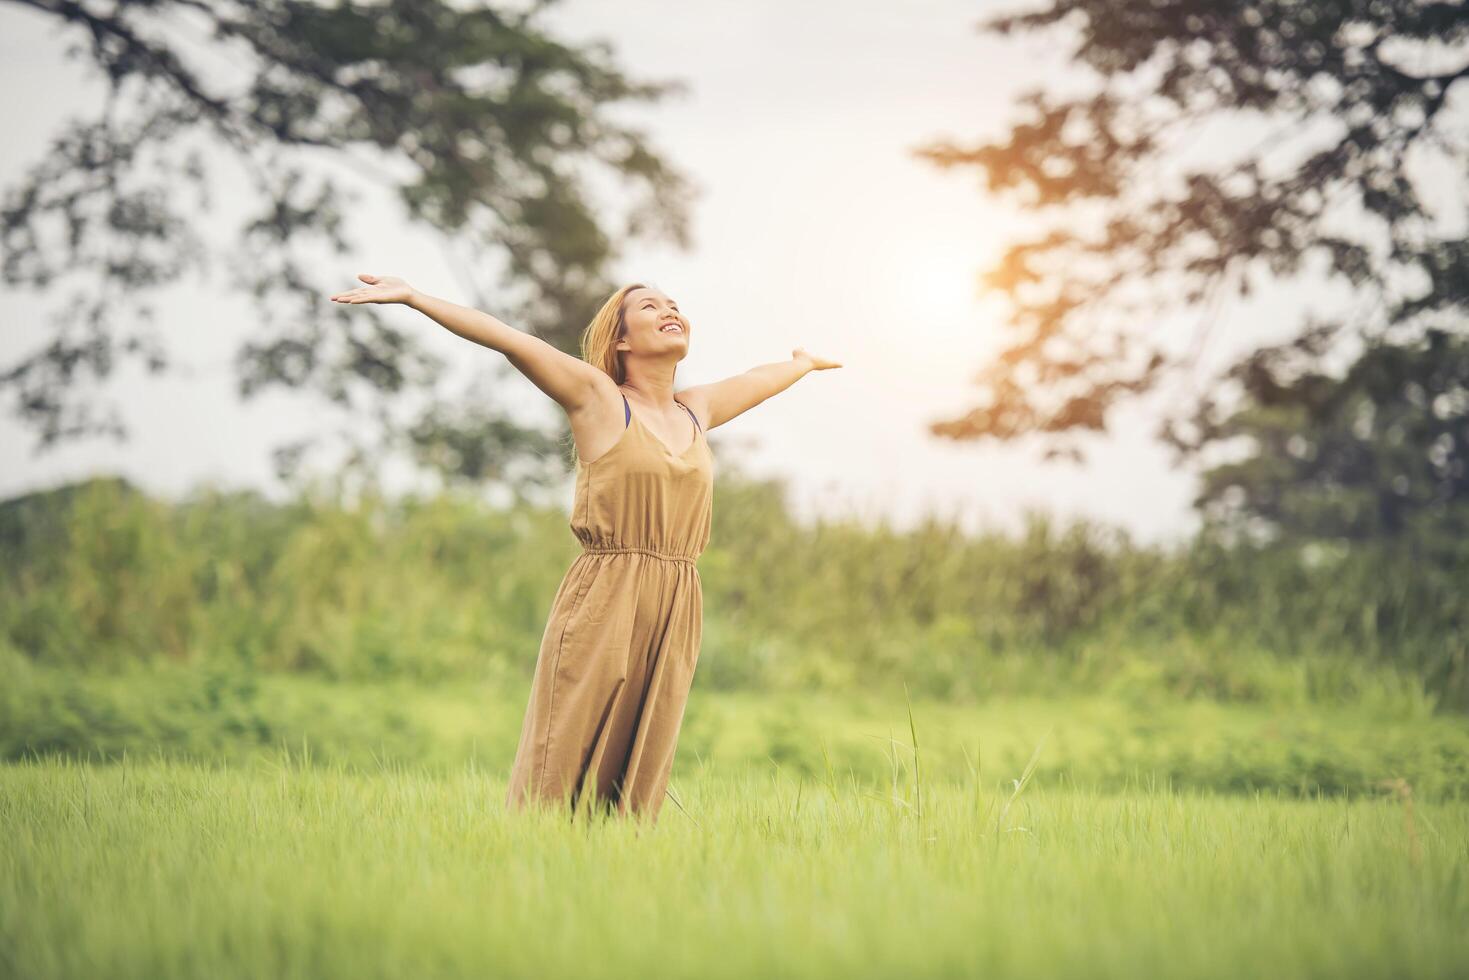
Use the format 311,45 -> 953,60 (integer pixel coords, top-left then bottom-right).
580,281 -> 649,385
561,282 -> 650,465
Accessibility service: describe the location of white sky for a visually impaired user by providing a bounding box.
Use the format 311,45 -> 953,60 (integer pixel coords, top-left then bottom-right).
0,0 -> 1354,546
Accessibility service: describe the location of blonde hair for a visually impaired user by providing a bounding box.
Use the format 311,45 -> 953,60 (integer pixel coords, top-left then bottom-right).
560,282 -> 650,465
580,282 -> 650,385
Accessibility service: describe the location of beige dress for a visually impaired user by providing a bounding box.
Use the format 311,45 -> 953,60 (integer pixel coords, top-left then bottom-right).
505,392 -> 712,822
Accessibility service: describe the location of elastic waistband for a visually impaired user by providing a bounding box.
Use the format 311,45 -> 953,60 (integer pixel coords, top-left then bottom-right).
581,544 -> 698,564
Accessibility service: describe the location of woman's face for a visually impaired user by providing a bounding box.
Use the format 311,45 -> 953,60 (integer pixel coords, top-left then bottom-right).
620,287 -> 688,355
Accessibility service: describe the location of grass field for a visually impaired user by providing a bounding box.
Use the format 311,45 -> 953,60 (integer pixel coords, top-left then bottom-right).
3,756 -> 1466,980
5,666 -> 1468,978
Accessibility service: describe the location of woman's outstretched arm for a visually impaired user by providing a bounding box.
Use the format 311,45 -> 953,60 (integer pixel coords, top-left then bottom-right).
679,348 -> 842,431
330,273 -> 605,413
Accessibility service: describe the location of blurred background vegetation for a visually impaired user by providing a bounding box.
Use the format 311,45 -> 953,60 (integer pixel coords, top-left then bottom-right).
2,471 -> 1464,706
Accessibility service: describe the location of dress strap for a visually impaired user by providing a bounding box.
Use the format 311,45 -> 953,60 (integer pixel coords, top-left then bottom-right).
677,400 -> 701,432
622,393 -> 630,428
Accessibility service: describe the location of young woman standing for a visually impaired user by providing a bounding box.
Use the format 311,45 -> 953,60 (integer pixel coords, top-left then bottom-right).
330,275 -> 841,822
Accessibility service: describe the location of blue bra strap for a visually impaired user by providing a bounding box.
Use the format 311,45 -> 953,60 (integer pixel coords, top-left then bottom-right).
620,392 -> 699,432
678,400 -> 702,432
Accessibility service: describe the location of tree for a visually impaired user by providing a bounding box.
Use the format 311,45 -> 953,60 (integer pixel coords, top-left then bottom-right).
1185,323 -> 1468,542
913,0 -> 1469,481
1,0 -> 695,493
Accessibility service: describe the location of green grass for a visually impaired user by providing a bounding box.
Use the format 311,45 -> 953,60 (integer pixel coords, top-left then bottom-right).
5,662 -> 1466,976
6,666 -> 1468,801
2,757 -> 1466,980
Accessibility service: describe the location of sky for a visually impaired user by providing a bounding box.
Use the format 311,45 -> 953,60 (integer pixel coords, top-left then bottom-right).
0,0 -> 1342,546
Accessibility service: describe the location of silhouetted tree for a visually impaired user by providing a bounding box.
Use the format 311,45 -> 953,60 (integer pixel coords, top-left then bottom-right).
2,0 -> 694,493
915,0 -> 1468,485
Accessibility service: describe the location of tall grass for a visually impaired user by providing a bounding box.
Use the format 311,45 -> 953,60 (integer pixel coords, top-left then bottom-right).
2,757 -> 1466,980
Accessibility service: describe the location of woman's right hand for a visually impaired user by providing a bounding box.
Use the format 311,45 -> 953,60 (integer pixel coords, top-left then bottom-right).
330,273 -> 416,305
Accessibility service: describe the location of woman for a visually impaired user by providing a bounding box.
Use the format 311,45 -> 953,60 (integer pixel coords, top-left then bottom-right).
330,274 -> 841,823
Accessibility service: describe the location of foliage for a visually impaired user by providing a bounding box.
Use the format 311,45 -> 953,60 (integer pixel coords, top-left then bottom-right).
916,0 -> 1469,462
2,475 -> 1465,708
1,0 -> 694,484
1175,324 -> 1469,541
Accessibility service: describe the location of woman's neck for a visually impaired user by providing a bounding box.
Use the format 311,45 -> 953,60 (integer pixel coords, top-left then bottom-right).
620,373 -> 678,406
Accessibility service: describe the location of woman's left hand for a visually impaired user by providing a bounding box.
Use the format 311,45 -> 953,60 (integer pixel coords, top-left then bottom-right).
793,348 -> 842,370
